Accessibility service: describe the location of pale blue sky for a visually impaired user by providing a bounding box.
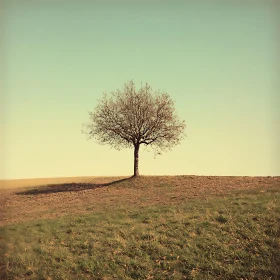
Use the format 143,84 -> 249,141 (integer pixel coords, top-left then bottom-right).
1,0 -> 279,179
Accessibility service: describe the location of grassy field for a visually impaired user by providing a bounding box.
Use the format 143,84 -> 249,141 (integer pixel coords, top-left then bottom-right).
0,176 -> 279,279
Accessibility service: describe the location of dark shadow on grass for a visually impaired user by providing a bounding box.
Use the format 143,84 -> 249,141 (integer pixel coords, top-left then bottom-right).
16,177 -> 134,196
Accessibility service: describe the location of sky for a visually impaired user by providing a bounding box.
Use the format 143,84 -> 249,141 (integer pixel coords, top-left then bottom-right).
1,0 -> 279,179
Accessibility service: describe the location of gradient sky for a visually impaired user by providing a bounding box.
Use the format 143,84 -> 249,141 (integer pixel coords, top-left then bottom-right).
1,0 -> 279,179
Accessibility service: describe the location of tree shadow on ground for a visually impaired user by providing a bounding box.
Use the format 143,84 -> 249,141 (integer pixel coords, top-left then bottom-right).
16,177 -> 133,196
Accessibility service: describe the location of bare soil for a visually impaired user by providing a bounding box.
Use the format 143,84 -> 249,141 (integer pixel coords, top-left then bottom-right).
1,175 -> 279,226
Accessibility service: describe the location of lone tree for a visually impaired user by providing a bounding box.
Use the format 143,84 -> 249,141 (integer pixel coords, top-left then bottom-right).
83,80 -> 186,177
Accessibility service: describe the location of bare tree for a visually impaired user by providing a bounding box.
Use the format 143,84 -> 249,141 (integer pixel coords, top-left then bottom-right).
83,80 -> 186,176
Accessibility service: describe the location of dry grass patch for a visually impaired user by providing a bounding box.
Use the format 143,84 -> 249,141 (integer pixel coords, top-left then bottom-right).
0,176 -> 279,226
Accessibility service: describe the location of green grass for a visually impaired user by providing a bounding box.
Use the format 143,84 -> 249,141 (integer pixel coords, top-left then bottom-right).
1,188 -> 279,279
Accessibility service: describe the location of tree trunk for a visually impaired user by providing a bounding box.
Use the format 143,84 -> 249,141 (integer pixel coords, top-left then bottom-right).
133,144 -> 140,176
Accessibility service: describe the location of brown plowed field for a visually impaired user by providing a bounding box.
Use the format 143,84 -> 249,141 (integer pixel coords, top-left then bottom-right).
1,175 -> 279,226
